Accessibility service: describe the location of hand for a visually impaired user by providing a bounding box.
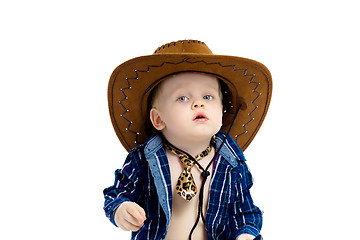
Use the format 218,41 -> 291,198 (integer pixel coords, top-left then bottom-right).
237,233 -> 256,240
114,201 -> 147,231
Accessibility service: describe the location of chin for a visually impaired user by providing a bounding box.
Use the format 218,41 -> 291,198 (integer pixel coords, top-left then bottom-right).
189,128 -> 219,139
164,125 -> 221,143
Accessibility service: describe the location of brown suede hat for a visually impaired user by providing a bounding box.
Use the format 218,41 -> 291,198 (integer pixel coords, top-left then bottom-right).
108,40 -> 272,152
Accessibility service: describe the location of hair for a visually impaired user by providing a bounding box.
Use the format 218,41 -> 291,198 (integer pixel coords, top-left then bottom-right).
149,80 -> 163,109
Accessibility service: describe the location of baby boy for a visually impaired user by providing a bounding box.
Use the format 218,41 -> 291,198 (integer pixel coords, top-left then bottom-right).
104,40 -> 272,240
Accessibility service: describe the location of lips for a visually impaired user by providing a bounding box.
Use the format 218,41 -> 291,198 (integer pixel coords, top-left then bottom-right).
193,113 -> 208,122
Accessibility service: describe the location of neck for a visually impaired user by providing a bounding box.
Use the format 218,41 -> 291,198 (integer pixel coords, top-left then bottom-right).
162,134 -> 212,157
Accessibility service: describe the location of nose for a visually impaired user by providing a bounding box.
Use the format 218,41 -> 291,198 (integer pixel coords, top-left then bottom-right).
191,99 -> 205,110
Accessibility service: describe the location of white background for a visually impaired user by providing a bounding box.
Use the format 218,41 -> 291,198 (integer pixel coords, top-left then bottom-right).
1,1 -> 359,239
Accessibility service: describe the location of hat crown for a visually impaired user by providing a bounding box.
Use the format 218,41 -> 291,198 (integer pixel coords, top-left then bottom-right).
153,40 -> 213,55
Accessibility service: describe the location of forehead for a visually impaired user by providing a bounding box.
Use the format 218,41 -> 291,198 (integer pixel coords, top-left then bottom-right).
159,72 -> 220,94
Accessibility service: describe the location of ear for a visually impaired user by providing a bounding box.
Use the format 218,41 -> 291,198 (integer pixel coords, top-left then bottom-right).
150,108 -> 166,130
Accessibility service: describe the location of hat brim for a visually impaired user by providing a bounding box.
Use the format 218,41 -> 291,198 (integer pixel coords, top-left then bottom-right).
108,53 -> 272,152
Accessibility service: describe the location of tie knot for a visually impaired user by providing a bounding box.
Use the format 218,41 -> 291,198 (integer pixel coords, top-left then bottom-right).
180,157 -> 195,169
163,141 -> 212,164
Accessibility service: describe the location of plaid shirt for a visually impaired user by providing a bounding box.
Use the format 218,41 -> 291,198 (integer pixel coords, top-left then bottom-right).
103,131 -> 262,239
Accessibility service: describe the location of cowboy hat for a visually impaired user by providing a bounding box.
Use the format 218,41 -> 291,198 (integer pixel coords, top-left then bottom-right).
108,40 -> 272,152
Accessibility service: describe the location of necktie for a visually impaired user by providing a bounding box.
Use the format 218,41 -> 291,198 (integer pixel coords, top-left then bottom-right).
163,142 -> 212,201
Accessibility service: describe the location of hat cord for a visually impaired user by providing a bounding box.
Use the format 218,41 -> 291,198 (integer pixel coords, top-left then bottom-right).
188,103 -> 242,240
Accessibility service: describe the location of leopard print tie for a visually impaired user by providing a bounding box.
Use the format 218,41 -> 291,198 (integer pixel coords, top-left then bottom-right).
163,142 -> 212,201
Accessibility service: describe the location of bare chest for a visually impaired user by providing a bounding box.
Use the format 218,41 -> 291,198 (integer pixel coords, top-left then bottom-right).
165,149 -> 214,240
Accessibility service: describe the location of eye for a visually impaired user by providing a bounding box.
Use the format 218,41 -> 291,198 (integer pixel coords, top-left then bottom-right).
177,96 -> 189,102
203,95 -> 213,100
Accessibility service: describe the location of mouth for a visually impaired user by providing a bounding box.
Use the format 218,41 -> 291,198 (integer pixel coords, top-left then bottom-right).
193,113 -> 208,122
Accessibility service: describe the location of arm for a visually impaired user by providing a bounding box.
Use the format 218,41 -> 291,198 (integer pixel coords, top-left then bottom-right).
103,150 -> 145,228
231,162 -> 263,239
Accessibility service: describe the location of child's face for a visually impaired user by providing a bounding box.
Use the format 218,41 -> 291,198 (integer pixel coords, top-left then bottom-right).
150,72 -> 223,143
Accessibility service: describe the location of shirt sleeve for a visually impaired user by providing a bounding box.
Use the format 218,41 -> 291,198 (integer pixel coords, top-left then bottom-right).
103,150 -> 144,227
230,161 -> 263,239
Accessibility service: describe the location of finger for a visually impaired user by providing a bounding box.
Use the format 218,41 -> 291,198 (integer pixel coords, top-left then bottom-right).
123,209 -> 144,227
136,205 -> 147,220
114,208 -> 142,230
128,205 -> 146,224
118,218 -> 142,232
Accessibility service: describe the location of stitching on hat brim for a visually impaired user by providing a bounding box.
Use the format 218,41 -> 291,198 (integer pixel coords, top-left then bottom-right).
109,56 -> 271,152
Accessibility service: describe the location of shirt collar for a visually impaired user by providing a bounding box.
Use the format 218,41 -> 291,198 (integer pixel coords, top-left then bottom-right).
143,133 -> 164,155
144,131 -> 245,168
214,131 -> 246,167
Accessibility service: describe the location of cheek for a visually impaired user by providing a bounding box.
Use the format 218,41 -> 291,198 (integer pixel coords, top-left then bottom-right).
162,105 -> 186,123
213,105 -> 224,126
212,103 -> 223,116
217,112 -> 223,126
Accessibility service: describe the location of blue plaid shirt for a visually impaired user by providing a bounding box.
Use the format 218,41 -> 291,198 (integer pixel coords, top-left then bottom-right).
103,131 -> 262,239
